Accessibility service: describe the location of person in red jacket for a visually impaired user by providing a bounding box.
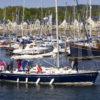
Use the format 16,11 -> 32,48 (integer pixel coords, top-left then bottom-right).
36,64 -> 42,74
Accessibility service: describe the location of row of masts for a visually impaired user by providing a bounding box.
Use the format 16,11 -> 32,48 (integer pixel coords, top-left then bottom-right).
0,0 -> 99,35
0,0 -> 99,43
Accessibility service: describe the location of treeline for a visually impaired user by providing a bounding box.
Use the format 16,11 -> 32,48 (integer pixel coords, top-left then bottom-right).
0,5 -> 99,22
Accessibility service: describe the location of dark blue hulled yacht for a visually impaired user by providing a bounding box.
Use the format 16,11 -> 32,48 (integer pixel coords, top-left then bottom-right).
0,0 -> 99,86
0,67 -> 98,85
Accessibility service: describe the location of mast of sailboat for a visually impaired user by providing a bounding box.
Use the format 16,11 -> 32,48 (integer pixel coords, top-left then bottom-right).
3,8 -> 6,36
86,1 -> 89,19
16,8 -> 19,23
89,0 -> 92,39
22,0 -> 25,37
55,0 -> 60,68
73,0 -> 76,22
64,2 -> 67,20
64,2 -> 67,37
3,8 -> 6,21
40,0 -> 43,36
73,0 -> 77,41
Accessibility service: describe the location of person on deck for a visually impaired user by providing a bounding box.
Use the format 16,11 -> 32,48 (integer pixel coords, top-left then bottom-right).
22,60 -> 28,71
0,60 -> 7,71
26,65 -> 30,74
36,64 -> 43,74
8,58 -> 15,73
71,58 -> 79,72
26,61 -> 33,73
17,59 -> 22,71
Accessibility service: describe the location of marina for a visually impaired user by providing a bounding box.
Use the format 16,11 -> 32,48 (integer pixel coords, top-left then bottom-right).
0,0 -> 100,100
0,0 -> 99,86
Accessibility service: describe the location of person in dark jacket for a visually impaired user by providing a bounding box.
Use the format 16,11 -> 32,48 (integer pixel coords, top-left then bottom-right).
9,58 -> 15,73
71,58 -> 78,72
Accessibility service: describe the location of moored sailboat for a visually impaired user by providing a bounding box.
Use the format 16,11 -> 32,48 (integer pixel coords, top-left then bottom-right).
69,40 -> 100,59
0,0 -> 98,86
69,0 -> 100,59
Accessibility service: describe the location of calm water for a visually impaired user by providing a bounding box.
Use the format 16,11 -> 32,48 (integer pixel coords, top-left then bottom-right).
0,48 -> 100,100
0,81 -> 100,100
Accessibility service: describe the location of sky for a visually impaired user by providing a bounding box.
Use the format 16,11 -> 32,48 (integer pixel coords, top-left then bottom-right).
0,0 -> 100,8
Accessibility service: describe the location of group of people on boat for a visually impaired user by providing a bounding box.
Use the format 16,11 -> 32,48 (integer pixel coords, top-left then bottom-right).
0,57 -> 79,74
0,58 -> 15,72
0,58 -> 43,74
16,59 -> 43,74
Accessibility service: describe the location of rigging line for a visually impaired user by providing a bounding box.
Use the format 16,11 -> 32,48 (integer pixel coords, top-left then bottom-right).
42,58 -> 57,67
74,0 -> 89,39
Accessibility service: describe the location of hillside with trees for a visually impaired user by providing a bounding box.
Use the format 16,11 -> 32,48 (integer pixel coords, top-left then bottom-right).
0,5 -> 99,22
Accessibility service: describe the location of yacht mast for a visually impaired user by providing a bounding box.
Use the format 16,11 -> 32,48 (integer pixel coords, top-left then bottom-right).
22,0 -> 25,37
40,0 -> 44,36
73,0 -> 77,41
89,0 -> 92,39
3,7 -> 6,20
2,8 -> 6,36
64,2 -> 67,20
55,0 -> 59,68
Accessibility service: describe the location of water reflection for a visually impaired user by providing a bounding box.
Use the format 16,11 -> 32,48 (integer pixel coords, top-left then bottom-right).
0,81 -> 100,100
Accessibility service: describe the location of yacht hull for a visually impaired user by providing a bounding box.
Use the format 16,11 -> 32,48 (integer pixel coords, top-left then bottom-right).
0,71 -> 98,85
69,44 -> 100,58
